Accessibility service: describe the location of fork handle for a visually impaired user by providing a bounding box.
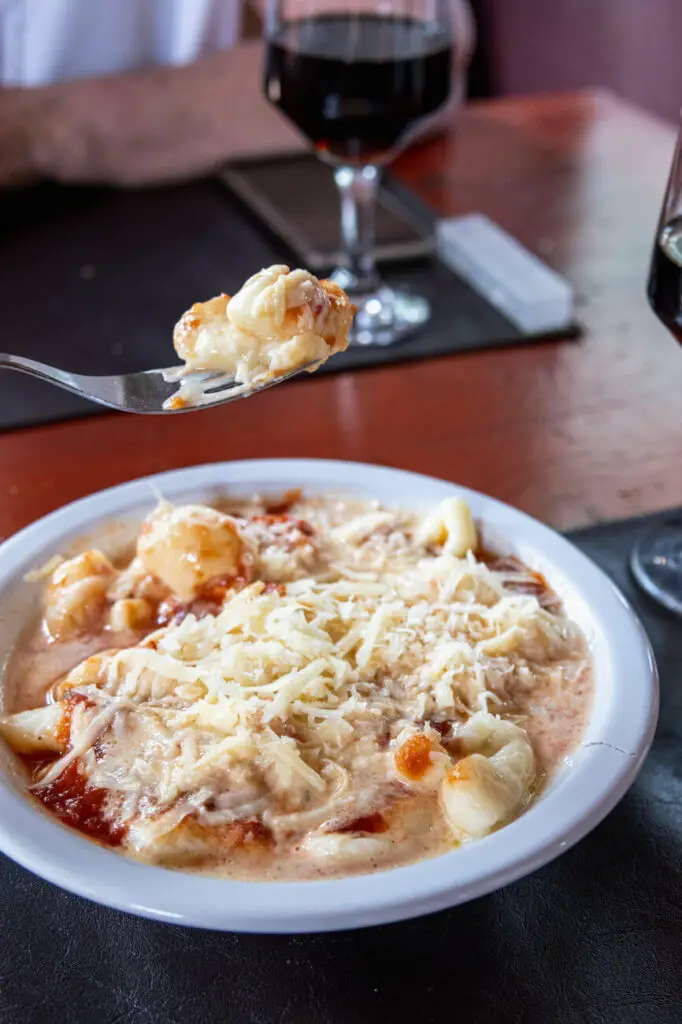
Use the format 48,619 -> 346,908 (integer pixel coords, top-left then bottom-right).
0,352 -> 87,394
0,352 -> 131,417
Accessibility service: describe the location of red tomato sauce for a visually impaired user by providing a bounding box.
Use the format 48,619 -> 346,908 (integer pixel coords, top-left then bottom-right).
30,758 -> 127,848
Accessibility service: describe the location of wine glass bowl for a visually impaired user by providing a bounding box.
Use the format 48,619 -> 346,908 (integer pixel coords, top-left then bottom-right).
265,8 -> 452,166
632,126 -> 682,613
264,1 -> 453,346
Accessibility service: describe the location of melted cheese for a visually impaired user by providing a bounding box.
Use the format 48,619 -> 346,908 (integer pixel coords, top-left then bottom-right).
167,265 -> 354,407
3,495 -> 593,877
34,548 -> 579,842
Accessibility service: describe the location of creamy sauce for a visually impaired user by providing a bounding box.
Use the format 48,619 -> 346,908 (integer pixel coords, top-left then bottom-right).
137,795 -> 452,882
514,663 -> 592,772
1,493 -> 594,881
6,628 -> 141,714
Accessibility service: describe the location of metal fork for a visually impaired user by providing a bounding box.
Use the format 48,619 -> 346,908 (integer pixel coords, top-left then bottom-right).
0,353 -> 313,414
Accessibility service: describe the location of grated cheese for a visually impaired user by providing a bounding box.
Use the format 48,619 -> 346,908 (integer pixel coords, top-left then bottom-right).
7,494 -> 592,872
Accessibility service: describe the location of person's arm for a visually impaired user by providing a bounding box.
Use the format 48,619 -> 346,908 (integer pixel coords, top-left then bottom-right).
0,40 -> 305,188
0,0 -> 473,190
0,88 -> 41,187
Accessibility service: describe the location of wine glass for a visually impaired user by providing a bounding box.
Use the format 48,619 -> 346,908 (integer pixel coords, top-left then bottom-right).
631,126 -> 682,613
264,0 -> 453,346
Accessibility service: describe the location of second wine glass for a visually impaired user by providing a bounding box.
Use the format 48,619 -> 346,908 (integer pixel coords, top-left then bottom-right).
630,120 -> 682,614
264,0 -> 453,346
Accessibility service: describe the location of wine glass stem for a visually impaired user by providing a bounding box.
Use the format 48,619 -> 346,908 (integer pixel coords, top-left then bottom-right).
334,164 -> 380,294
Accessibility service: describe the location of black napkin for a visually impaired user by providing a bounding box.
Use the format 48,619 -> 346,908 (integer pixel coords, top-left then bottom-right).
0,179 -> 576,431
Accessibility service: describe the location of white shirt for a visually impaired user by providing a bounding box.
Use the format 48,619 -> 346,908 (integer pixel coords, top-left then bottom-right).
0,0 -> 242,85
0,0 -> 474,93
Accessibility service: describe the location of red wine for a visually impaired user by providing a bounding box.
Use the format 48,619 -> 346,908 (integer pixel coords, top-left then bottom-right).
265,14 -> 452,164
648,216 -> 682,343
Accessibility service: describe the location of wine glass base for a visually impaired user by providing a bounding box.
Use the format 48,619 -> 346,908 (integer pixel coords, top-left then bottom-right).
630,515 -> 682,615
332,274 -> 430,346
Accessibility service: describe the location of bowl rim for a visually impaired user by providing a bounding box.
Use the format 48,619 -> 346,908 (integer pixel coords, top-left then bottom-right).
0,458 -> 659,933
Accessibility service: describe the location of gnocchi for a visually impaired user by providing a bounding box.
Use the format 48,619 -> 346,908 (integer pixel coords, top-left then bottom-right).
227,266 -> 353,346
440,712 -> 535,841
109,598 -> 153,632
418,497 -> 478,557
137,502 -> 243,601
43,549 -> 116,638
171,265 -> 353,386
0,704 -> 65,755
393,732 -> 450,790
302,832 -> 391,864
55,652 -> 112,698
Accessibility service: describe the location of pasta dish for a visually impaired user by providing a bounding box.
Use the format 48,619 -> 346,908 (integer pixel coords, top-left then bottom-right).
0,492 -> 592,879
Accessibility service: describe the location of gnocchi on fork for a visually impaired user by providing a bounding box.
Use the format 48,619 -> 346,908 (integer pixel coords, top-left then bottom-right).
0,266 -> 355,415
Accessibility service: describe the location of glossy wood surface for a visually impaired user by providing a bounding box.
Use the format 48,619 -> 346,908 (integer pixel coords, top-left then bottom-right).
1,91 -> 680,541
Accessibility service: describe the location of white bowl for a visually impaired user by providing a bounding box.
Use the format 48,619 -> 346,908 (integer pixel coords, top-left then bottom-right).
0,460 -> 658,933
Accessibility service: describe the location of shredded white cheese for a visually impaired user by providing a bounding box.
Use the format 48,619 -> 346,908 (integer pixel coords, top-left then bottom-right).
41,551 -> 578,841
6,495 -> 591,873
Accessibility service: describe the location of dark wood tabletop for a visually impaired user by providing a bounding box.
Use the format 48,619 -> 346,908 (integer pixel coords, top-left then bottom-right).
0,90 -> 680,541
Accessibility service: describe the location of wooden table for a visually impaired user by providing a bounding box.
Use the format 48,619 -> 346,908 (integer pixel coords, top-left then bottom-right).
0,90 -> 679,540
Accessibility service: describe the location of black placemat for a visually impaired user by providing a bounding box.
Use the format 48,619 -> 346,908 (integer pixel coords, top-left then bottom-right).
1,508 -> 680,1024
0,179 -> 577,432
